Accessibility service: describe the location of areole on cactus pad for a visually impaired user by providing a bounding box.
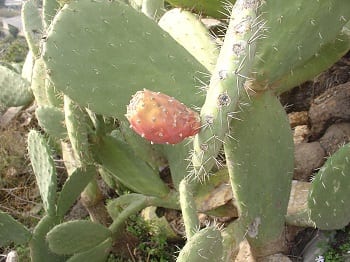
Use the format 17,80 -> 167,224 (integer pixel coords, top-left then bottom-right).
126,89 -> 201,144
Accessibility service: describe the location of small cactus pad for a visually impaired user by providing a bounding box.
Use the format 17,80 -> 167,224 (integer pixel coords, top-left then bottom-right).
176,227 -> 223,261
35,106 -> 67,139
29,215 -> 63,262
66,238 -> 112,262
27,130 -> 57,216
56,166 -> 95,218
0,211 -> 31,246
93,135 -> 170,197
21,0 -> 43,57
126,89 -> 200,144
308,143 -> 350,230
158,8 -> 218,72
47,220 -> 111,255
0,65 -> 33,107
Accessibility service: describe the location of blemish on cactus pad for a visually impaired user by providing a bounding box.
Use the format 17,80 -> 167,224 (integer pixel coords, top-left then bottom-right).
126,89 -> 201,144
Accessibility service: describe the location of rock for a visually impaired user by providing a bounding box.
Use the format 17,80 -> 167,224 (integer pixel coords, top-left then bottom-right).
309,82 -> 350,139
288,111 -> 308,128
235,239 -> 255,262
294,142 -> 326,181
258,253 -> 292,262
293,125 -> 310,144
319,122 -> 350,155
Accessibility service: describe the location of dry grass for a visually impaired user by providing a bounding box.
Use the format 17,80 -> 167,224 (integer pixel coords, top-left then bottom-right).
0,113 -> 41,228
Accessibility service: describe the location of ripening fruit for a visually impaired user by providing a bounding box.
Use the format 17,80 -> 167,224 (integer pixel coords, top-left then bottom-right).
126,89 -> 201,144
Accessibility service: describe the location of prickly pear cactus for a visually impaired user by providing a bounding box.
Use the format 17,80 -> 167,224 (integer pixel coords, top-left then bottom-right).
126,89 -> 200,144
8,0 -> 350,261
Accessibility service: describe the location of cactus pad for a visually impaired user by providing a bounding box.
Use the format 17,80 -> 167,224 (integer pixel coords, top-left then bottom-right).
43,0 -> 209,118
308,143 -> 350,230
176,226 -> 223,261
159,8 -> 218,72
93,135 -> 170,197
35,106 -> 67,139
21,0 -> 43,57
252,0 -> 350,91
27,130 -> 57,216
66,238 -> 112,262
224,92 -> 294,250
0,211 -> 31,246
47,220 -> 111,255
56,166 -> 95,218
0,65 -> 33,107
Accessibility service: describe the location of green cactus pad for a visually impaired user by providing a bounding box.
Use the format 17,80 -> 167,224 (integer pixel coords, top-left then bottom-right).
176,227 -> 223,262
64,96 -> 91,165
27,130 -> 58,216
92,135 -> 170,197
47,220 -> 111,255
35,106 -> 67,139
107,193 -> 147,220
31,58 -> 51,106
43,0 -> 209,119
29,215 -> 64,262
43,0 -> 60,29
0,61 -> 20,73
252,0 -> 350,91
141,0 -> 165,20
161,140 -> 191,190
224,92 -> 294,249
21,0 -> 43,57
278,27 -> 350,93
179,178 -> 200,239
308,143 -> 350,230
119,121 -> 167,170
22,52 -> 34,82
166,0 -> 235,19
159,8 -> 218,72
0,65 -> 33,107
46,79 -> 63,107
221,220 -> 246,261
57,166 -> 96,218
0,211 -> 31,246
66,238 -> 112,262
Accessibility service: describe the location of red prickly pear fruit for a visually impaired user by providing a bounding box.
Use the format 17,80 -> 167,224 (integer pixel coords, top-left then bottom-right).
126,89 -> 201,144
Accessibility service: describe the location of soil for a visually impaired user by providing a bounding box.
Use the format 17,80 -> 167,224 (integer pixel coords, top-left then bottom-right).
1,52 -> 350,261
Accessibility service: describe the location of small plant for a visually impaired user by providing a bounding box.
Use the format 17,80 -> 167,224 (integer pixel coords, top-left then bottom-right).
321,227 -> 350,262
0,36 -> 28,63
125,215 -> 180,262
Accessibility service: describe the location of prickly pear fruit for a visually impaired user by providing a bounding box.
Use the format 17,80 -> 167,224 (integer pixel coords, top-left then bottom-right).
126,89 -> 200,144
